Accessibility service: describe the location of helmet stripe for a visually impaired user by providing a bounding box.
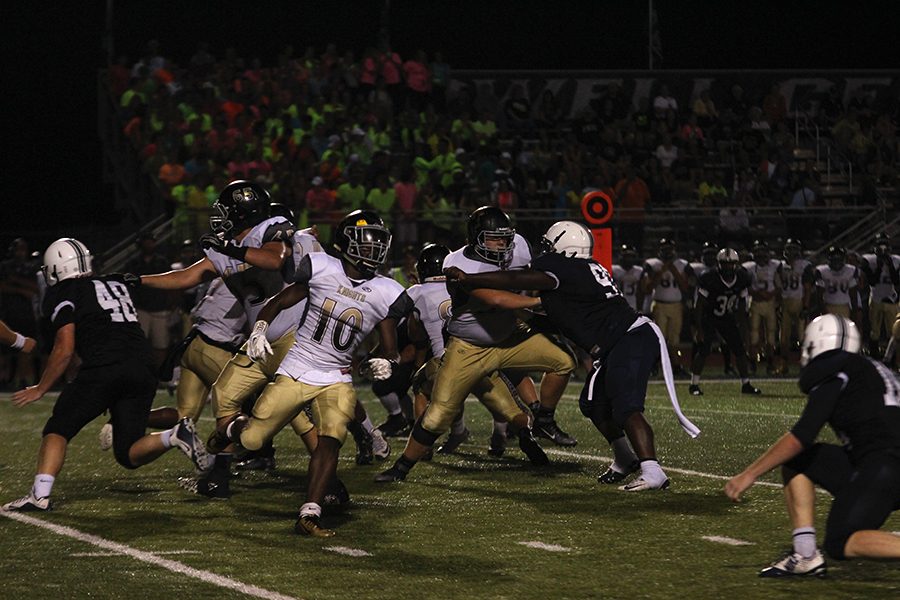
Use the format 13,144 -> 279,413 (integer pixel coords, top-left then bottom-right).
65,240 -> 87,273
835,314 -> 846,350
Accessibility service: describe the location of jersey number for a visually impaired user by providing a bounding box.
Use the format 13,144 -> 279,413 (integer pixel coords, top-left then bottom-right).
712,294 -> 739,317
590,264 -> 623,300
311,298 -> 363,352
438,299 -> 452,324
93,281 -> 138,323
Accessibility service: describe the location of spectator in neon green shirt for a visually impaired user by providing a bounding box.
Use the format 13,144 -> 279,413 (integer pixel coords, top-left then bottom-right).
336,168 -> 367,212
365,174 -> 396,226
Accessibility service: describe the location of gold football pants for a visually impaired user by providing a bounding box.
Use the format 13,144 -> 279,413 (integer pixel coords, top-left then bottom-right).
176,335 -> 235,420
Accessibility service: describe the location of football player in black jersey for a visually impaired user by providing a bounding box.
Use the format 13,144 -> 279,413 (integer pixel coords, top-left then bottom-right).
689,248 -> 762,396
1,239 -> 209,512
445,220 -> 701,491
726,315 -> 900,576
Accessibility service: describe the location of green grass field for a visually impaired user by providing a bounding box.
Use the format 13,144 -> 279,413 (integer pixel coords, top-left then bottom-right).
1,379 -> 898,599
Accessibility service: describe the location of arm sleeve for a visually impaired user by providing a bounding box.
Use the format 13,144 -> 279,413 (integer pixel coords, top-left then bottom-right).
790,376 -> 846,447
262,219 -> 296,244
289,254 -> 313,285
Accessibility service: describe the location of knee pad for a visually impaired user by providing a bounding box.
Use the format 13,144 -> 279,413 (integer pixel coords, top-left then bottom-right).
411,418 -> 440,447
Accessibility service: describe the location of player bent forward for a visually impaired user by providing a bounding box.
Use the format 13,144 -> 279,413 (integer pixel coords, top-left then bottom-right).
726,314 -> 900,576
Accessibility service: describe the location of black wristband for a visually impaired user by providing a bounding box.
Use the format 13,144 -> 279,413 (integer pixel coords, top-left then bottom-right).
222,243 -> 248,261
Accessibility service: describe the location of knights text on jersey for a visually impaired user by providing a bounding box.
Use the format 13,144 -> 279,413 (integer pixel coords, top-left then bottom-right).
277,253 -> 409,385
815,264 -> 859,305
531,252 -> 636,359
696,268 -> 751,318
793,351 -> 900,463
42,276 -> 150,367
444,234 -> 532,346
406,279 -> 452,357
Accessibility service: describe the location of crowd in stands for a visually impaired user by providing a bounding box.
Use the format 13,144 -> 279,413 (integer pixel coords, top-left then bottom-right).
108,40 -> 899,258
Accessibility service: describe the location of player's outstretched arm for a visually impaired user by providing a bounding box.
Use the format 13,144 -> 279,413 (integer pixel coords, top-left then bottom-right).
724,432 -> 804,502
12,324 -> 75,407
444,267 -> 556,291
140,257 -> 218,290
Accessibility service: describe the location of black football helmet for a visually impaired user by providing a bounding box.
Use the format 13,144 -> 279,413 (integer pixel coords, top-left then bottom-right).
210,180 -> 271,237
618,244 -> 638,269
269,202 -> 296,222
751,239 -> 770,264
416,243 -> 451,282
826,245 -> 846,270
873,232 -> 892,257
783,238 -> 802,261
332,210 -> 392,277
700,241 -> 718,267
467,206 -> 515,266
658,238 -> 676,260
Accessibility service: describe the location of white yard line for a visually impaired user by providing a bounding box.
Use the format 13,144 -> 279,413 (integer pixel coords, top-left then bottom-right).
701,535 -> 754,546
71,550 -> 203,557
325,546 -> 372,557
1,512 -> 300,600
518,541 -> 572,552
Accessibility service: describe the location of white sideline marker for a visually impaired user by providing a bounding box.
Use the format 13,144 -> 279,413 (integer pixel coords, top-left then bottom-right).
518,541 -> 572,552
1,512 -> 300,600
325,546 -> 372,557
701,535 -> 754,546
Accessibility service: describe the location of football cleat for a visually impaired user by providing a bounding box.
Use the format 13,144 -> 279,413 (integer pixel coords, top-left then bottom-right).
374,466 -> 406,483
437,428 -> 471,454
371,428 -> 391,460
354,430 -> 374,465
178,474 -> 230,499
1,493 -> 51,512
234,455 -> 276,471
294,514 -> 335,538
487,431 -> 506,457
688,384 -> 703,396
377,413 -> 412,437
619,476 -> 670,492
518,429 -> 550,465
598,460 -> 640,484
98,422 -> 113,451
534,419 -> 577,446
171,418 -> 210,473
759,550 -> 826,578
741,382 -> 762,395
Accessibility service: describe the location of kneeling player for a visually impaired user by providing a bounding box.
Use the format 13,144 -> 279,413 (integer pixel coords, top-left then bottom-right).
726,315 -> 900,576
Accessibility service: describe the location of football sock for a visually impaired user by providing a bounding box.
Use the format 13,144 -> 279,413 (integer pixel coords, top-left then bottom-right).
450,416 -> 467,436
691,374 -> 700,385
360,415 -> 375,435
395,454 -> 417,474
492,421 -> 508,436
611,437 -> 638,471
639,459 -> 666,484
792,527 -> 817,558
160,428 -> 174,449
33,474 -> 55,499
379,392 -> 402,416
535,406 -> 555,423
299,502 -> 322,518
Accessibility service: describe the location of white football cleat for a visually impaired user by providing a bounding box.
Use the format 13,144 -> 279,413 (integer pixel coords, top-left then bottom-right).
171,417 -> 210,473
371,428 -> 391,460
2,492 -> 51,512
98,423 -> 113,451
618,476 -> 670,492
759,550 -> 826,578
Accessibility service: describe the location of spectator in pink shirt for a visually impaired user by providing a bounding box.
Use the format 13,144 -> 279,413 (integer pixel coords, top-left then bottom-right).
403,50 -> 432,112
306,175 -> 336,224
379,45 -> 403,111
393,167 -> 419,248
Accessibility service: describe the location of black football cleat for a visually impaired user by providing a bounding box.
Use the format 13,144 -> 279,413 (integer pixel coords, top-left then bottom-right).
487,431 -> 507,457
741,382 -> 762,395
374,466 -> 406,483
688,384 -> 703,396
234,455 -> 276,471
377,413 -> 412,437
597,460 -> 640,484
437,428 -> 471,454
534,419 -> 577,446
323,477 -> 351,507
518,429 -> 550,466
353,429 -> 374,465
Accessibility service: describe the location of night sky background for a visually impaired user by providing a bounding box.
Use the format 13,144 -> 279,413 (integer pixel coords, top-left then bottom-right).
4,0 -> 899,239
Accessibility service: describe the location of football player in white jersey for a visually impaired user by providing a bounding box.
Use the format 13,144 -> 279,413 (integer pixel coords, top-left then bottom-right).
814,245 -> 861,323
860,233 -> 899,358
375,207 -> 576,483
612,244 -> 644,312
642,238 -> 692,374
226,210 -> 411,537
743,240 -> 783,374
780,239 -> 814,372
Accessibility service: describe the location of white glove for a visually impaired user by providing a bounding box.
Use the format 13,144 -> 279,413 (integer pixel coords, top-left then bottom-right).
246,321 -> 273,362
363,357 -> 394,381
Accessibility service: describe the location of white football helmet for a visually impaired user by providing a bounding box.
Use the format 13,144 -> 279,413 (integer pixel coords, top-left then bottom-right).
800,314 -> 861,366
540,220 -> 593,259
43,238 -> 93,286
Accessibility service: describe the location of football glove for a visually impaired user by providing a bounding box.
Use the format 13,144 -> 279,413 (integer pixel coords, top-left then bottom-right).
246,321 -> 273,362
200,233 -> 248,261
361,357 -> 395,381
